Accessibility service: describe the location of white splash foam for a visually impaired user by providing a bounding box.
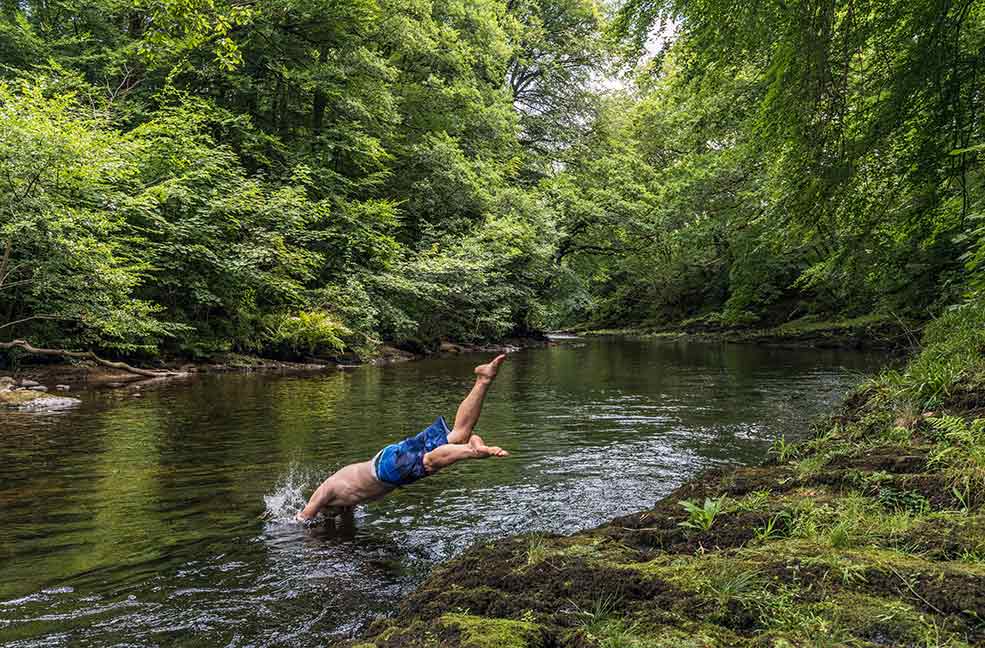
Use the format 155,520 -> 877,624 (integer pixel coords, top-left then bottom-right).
262,465 -> 314,523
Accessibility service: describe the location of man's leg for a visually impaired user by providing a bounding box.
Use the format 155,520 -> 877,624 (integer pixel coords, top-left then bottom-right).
424,435 -> 508,472
447,354 -> 507,444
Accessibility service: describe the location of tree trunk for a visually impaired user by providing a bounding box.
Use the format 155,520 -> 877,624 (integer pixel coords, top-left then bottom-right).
312,47 -> 327,139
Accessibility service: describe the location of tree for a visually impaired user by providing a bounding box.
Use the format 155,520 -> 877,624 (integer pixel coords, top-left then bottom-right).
506,0 -> 607,168
0,81 -> 176,354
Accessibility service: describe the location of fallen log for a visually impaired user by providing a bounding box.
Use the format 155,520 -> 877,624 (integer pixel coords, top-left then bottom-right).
0,338 -> 180,378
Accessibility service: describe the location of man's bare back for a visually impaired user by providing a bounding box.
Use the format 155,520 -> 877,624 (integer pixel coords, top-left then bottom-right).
296,354 -> 509,522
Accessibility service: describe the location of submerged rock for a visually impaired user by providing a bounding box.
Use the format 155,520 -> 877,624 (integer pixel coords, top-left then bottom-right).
0,390 -> 81,411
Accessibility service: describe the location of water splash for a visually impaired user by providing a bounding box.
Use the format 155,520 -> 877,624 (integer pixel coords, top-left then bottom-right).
262,465 -> 315,523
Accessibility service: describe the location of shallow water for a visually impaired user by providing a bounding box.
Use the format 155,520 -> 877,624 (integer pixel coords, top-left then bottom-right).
0,338 -> 887,646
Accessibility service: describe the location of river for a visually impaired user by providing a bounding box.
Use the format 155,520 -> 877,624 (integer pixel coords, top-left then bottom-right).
0,337 -> 888,646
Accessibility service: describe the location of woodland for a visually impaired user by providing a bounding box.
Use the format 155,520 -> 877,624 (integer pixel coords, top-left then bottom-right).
0,0 -> 982,362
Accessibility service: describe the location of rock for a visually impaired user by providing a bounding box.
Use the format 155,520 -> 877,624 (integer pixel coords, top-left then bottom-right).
0,377 -> 14,392
19,396 -> 82,412
0,390 -> 81,411
439,342 -> 463,353
17,379 -> 40,388
55,384 -> 71,391
104,382 -> 125,388
28,385 -> 48,392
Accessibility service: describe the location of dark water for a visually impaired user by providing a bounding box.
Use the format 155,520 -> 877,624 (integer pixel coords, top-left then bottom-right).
0,337 -> 887,647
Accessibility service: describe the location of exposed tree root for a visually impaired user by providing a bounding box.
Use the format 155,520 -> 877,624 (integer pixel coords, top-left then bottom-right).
0,338 -> 180,378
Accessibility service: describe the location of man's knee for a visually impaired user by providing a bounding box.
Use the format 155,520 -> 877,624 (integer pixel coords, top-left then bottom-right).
448,425 -> 471,443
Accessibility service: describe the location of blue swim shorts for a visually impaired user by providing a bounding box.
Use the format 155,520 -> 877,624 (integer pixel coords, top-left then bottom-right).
372,416 -> 451,486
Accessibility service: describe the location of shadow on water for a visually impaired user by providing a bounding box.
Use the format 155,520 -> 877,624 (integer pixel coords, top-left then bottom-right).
0,338 -> 889,646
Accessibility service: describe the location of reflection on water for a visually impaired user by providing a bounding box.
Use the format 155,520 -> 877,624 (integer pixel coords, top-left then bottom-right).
0,338 -> 887,646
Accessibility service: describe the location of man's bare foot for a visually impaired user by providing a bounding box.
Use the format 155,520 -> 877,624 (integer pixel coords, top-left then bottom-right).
475,354 -> 507,382
469,434 -> 509,457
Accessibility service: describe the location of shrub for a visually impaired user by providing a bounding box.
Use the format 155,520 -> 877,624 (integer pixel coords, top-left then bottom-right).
262,311 -> 349,357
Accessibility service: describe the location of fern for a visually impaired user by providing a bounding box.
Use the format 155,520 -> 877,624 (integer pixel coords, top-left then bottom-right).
928,415 -> 973,441
928,416 -> 985,499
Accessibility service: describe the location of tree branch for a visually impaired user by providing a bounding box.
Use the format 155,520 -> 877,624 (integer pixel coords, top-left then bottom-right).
0,338 -> 181,378
0,239 -> 9,290
0,315 -> 59,331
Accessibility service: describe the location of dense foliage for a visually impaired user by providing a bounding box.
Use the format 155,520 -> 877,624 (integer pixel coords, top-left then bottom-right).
562,0 -> 985,328
2,0 -> 984,361
0,0 -> 600,360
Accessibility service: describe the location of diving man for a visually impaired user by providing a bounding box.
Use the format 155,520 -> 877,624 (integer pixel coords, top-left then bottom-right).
296,354 -> 509,522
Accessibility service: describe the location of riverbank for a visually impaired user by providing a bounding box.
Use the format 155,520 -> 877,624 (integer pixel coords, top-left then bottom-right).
0,335 -> 551,408
576,315 -> 917,352
340,307 -> 985,647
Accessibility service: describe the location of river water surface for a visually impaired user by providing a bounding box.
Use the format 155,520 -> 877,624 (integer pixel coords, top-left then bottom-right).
0,337 -> 888,647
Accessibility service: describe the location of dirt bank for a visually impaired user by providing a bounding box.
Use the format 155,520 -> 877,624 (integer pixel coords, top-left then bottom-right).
338,373 -> 985,647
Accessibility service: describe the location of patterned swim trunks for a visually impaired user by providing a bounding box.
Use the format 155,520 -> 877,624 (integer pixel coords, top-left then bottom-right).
372,416 -> 451,486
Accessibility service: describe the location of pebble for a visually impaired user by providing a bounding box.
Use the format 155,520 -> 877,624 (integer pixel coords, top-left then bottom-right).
55,384 -> 71,391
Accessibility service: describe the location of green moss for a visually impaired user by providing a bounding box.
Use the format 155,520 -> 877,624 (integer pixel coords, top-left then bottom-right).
634,623 -> 747,647
905,512 -> 985,560
439,613 -> 543,648
522,535 -> 632,570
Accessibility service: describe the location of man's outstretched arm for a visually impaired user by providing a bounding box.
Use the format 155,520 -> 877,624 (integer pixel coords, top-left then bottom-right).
297,479 -> 337,520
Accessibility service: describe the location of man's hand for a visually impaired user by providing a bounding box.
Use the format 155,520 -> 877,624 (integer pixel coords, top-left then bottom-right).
474,354 -> 507,383
469,434 -> 509,458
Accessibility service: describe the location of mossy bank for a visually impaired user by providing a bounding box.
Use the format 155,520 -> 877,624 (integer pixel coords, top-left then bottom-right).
578,315 -> 914,352
339,304 -> 985,647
